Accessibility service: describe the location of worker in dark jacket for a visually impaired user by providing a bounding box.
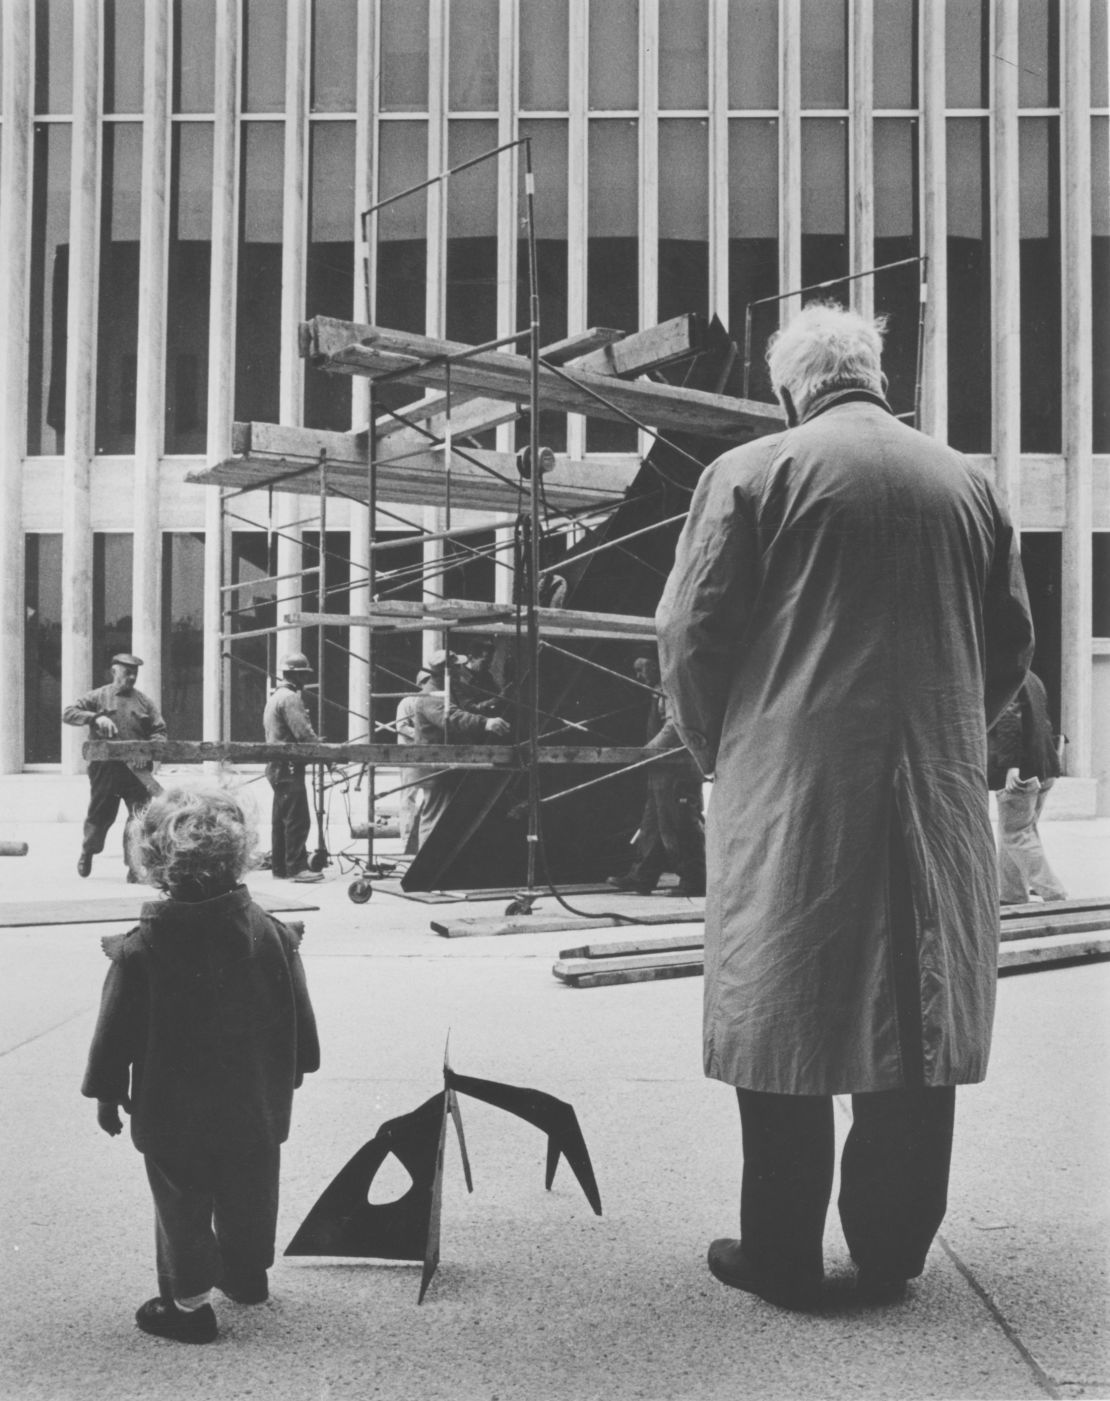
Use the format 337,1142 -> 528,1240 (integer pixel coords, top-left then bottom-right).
63,653 -> 166,881
262,651 -> 323,882
987,671 -> 1066,904
82,784 -> 320,1344
607,653 -> 705,897
411,650 -> 510,848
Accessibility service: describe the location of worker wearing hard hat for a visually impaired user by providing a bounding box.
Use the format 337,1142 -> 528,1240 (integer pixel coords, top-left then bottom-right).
63,653 -> 167,882
262,653 -> 323,883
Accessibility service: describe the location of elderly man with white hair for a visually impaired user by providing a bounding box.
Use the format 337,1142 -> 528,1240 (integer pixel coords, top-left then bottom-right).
657,301 -> 1034,1310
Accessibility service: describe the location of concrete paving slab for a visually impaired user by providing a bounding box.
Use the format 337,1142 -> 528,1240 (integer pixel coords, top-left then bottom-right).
1,813 -> 1108,1400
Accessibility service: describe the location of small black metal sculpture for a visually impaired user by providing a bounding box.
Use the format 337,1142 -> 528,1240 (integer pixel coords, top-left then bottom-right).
285,1053 -> 601,1301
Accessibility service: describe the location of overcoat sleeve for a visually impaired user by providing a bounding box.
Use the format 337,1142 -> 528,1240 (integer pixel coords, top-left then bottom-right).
982,499 -> 1034,728
655,456 -> 760,776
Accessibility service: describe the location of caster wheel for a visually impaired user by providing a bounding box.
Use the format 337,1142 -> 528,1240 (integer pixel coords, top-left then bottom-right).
505,900 -> 523,916
309,851 -> 328,872
348,878 -> 373,904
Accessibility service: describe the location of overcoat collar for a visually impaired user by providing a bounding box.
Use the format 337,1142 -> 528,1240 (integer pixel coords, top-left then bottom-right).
799,385 -> 894,424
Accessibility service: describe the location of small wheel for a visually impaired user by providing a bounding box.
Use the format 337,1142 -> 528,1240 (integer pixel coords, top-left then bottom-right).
309,851 -> 328,872
505,899 -> 523,916
348,878 -> 373,904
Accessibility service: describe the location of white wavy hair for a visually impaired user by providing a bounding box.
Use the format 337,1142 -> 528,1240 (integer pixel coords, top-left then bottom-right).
766,300 -> 887,409
129,782 -> 258,897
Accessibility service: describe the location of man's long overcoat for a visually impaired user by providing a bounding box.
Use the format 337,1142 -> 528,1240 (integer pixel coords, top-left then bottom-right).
656,390 -> 1034,1095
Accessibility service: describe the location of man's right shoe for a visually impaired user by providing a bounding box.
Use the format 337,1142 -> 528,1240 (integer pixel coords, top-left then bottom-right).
291,870 -> 324,883
707,1238 -> 823,1312
135,1296 -> 217,1344
605,874 -> 654,894
217,1270 -> 268,1305
77,852 -> 92,878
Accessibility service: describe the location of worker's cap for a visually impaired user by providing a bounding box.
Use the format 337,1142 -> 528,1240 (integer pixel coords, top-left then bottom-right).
278,651 -> 314,674
427,649 -> 462,674
415,668 -> 433,686
111,653 -> 143,668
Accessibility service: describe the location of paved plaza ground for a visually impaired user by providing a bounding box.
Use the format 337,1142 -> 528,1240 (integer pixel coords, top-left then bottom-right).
1,781 -> 1107,1401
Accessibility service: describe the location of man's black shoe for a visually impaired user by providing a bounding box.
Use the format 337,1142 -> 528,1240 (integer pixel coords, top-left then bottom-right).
135,1297 -> 217,1344
605,874 -> 654,894
707,1238 -> 822,1312
217,1270 -> 268,1304
855,1270 -> 909,1304
77,852 -> 92,878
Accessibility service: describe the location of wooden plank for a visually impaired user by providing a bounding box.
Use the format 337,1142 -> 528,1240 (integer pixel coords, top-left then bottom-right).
432,909 -> 706,939
999,932 -> 1110,970
568,314 -> 705,377
554,949 -> 705,979
560,931 -> 705,959
290,598 -> 656,640
198,428 -> 638,513
83,740 -> 692,766
372,326 -> 628,441
301,318 -> 783,440
1000,895 -> 1110,920
1001,910 -> 1110,942
0,891 -> 318,928
559,962 -> 705,989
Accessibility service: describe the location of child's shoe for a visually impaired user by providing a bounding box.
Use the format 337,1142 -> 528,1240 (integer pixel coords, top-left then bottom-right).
135,1296 -> 218,1344
217,1270 -> 269,1304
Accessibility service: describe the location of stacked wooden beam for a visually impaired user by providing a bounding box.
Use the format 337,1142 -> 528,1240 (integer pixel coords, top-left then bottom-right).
552,897 -> 1110,987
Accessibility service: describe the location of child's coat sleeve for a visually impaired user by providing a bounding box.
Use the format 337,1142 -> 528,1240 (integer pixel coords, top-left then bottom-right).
81,931 -> 143,1103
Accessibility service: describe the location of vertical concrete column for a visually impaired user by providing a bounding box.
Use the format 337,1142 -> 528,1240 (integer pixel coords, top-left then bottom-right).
0,0 -> 34,774
493,0 -> 518,514
638,0 -> 658,461
779,0 -> 802,325
919,3 -> 948,440
131,0 -> 172,709
275,0 -> 310,662
348,0 -> 375,740
1060,0 -> 1093,775
707,0 -> 730,324
991,0 -> 1021,523
849,0 -> 874,320
423,0 -> 449,651
203,0 -> 240,741
564,0 -> 588,461
61,0 -> 102,775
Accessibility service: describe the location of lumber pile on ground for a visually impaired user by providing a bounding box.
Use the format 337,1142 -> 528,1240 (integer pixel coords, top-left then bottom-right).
552,897 -> 1110,987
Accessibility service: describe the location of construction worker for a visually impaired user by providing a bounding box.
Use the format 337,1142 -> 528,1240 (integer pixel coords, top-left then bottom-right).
63,653 -> 166,882
263,652 -> 324,883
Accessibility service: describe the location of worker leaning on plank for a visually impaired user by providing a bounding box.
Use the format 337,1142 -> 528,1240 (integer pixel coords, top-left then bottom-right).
63,653 -> 166,883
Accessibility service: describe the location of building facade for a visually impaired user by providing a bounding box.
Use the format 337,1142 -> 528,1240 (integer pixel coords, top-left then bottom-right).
1,0 -> 1108,803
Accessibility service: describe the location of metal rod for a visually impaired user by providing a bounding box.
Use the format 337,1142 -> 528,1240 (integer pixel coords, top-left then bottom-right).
359,136 -> 529,221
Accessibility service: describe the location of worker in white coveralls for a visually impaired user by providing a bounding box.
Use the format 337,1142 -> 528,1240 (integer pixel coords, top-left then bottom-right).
656,302 -> 1034,1310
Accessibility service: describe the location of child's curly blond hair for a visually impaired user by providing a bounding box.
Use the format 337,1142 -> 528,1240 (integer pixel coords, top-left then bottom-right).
130,784 -> 258,898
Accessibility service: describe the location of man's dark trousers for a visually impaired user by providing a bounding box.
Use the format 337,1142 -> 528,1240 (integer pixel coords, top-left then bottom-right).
267,762 -> 311,877
735,1084 -> 956,1289
82,760 -> 153,869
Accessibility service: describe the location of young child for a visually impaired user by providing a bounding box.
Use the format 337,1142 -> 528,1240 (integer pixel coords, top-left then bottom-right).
82,783 -> 320,1344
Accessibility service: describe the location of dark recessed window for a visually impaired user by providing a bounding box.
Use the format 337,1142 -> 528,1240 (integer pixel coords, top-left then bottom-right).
728,0 -> 778,110
173,0 -> 216,113
873,0 -> 917,110
235,123 -> 285,427
659,0 -> 708,110
729,118 -> 778,401
447,0 -> 499,111
96,123 -> 143,454
946,118 -> 991,451
104,0 -> 144,113
945,0 -> 988,109
374,121 -> 429,338
520,0 -> 568,111
1018,0 -> 1059,109
589,0 -> 639,111
445,120 -> 499,345
93,534 -> 135,678
658,120 -> 709,324
242,0 -> 287,113
379,0 -> 428,111
518,120 -> 569,450
27,123 -> 71,455
165,123 -> 213,452
305,122 -> 356,430
162,533 -> 205,740
1093,118 -> 1109,453
801,119 -> 848,293
874,119 -> 921,422
800,0 -> 847,109
1019,117 -> 1061,452
24,534 -> 64,763
34,0 -> 73,114
587,120 -> 638,450
311,0 -> 358,112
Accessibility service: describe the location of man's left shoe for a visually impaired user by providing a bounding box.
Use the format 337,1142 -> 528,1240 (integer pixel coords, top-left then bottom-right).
135,1297 -> 217,1344
291,870 -> 324,883
77,852 -> 92,878
707,1238 -> 822,1312
125,869 -> 140,884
